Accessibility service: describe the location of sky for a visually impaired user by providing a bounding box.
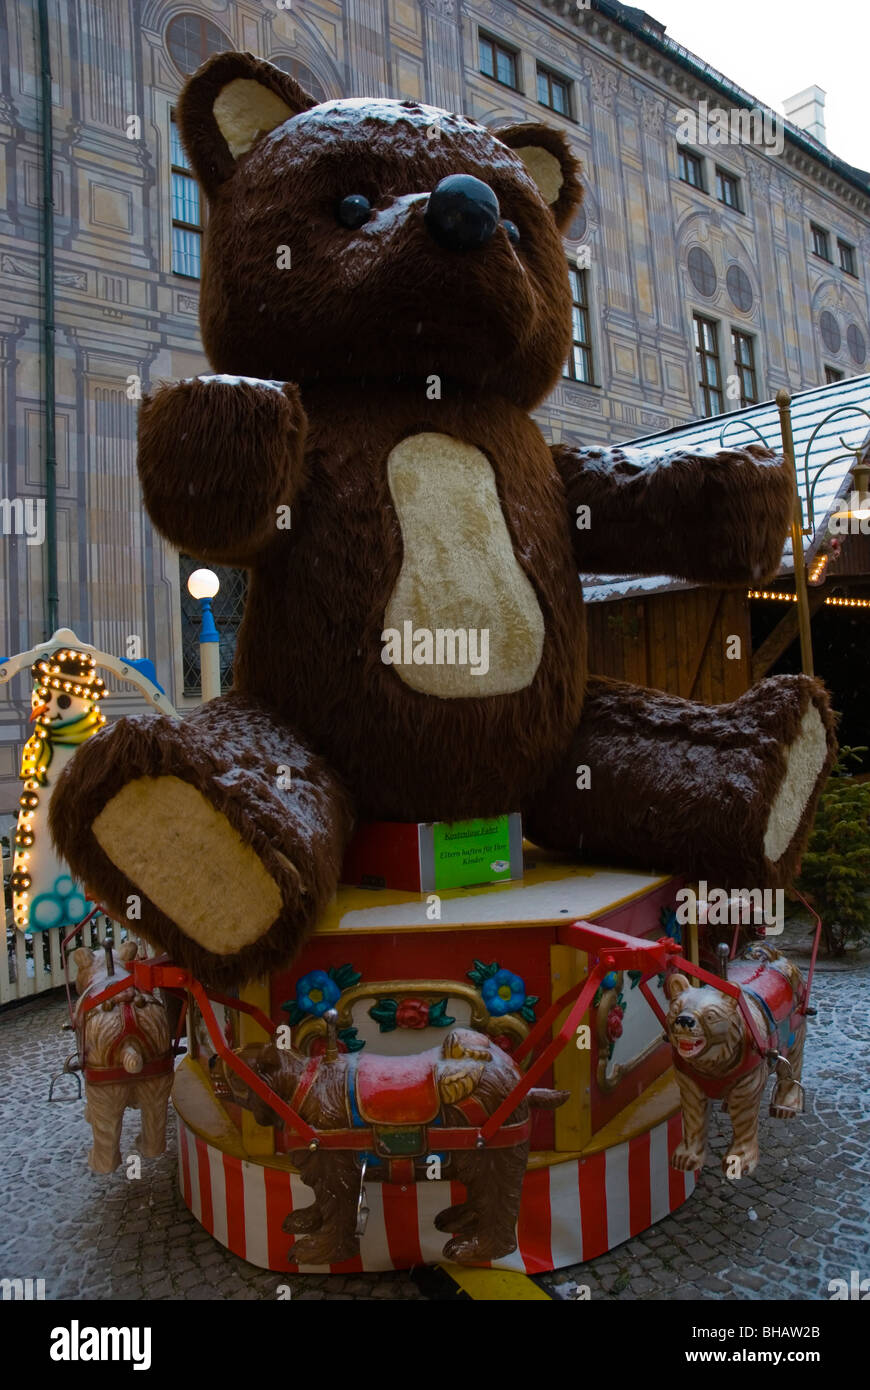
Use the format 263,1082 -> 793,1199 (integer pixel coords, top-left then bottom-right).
638,0 -> 870,172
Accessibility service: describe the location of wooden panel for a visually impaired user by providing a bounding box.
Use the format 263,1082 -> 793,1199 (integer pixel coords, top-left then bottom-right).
551,945 -> 591,1152
586,589 -> 752,702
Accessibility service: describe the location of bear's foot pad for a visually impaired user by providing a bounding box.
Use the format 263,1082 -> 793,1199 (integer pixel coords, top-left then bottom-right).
93,775 -> 283,952
764,704 -> 829,864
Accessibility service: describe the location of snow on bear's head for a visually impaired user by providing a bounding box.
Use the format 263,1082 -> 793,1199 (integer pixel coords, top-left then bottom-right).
176,52 -> 583,409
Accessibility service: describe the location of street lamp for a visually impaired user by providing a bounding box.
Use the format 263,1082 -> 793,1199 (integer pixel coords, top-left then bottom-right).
186,567 -> 221,702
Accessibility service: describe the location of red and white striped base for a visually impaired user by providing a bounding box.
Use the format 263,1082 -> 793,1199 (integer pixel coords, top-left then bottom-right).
177,1115 -> 694,1273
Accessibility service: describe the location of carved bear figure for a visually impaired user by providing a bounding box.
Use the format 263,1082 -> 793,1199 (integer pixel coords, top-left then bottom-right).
667,942 -> 807,1178
210,1027 -> 566,1266
51,52 -> 836,988
73,943 -> 174,1173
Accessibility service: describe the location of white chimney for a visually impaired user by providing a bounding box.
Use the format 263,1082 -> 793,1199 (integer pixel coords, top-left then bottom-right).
783,86 -> 827,146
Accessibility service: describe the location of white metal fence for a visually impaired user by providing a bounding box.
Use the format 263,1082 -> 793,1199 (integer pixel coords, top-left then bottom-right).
2,859 -> 131,1005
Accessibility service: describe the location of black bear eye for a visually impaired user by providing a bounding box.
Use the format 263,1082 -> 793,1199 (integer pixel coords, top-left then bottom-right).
502,219 -> 520,246
57,694 -> 71,709
337,194 -> 371,229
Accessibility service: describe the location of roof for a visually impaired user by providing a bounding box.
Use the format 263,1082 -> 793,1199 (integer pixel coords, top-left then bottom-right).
542,1 -> 870,199
581,373 -> 870,603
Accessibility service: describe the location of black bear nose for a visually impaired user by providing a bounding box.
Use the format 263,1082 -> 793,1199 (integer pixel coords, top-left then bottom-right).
675,1015 -> 695,1029
424,174 -> 500,251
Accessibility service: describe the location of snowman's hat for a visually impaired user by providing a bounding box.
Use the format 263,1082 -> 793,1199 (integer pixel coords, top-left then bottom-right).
34,646 -> 107,701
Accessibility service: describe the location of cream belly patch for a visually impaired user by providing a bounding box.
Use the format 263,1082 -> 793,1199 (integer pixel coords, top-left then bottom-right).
383,433 -> 545,697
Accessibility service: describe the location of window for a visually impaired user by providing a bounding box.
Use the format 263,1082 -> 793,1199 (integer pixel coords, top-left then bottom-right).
838,239 -> 857,277
678,149 -> 705,191
694,314 -> 723,415
179,556 -> 248,696
537,66 -> 571,116
811,224 -> 831,261
270,55 -> 327,103
562,267 -> 594,384
479,33 -> 519,90
170,118 -> 202,278
716,167 -> 741,210
166,13 -> 229,76
824,365 -> 844,384
731,330 -> 758,406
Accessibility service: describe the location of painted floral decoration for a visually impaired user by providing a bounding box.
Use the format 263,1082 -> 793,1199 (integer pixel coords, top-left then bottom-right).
606,1005 -> 624,1041
468,960 -> 538,1023
369,995 -> 455,1032
281,962 -> 362,1026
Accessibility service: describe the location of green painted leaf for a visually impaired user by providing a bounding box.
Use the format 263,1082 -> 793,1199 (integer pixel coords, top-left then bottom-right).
628,971 -> 643,989
428,998 -> 456,1028
369,999 -> 398,1033
339,1027 -> 365,1053
520,1003 -> 537,1023
330,963 -> 362,989
281,1000 -> 305,1026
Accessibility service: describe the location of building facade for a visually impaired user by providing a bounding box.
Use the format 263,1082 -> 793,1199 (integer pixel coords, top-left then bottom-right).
1,0 -> 869,811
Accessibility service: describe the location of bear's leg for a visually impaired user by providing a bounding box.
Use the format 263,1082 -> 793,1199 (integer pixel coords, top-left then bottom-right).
50,694 -> 354,987
135,1074 -> 174,1158
284,1155 -> 361,1266
723,1066 -> 768,1177
670,1071 -> 710,1172
524,674 -> 836,889
771,1019 -> 806,1118
84,1082 -> 126,1173
443,1147 -> 527,1264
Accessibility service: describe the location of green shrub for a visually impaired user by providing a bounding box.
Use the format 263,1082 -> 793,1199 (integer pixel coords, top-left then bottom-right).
795,747 -> 870,956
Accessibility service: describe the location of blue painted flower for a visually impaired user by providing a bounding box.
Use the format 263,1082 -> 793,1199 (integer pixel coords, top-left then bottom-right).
482,968 -> 526,1017
602,971 -> 618,990
295,970 -> 341,1018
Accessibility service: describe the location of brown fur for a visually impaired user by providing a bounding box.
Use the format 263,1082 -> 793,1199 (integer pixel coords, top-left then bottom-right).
49,53 -> 836,987
73,944 -> 174,1173
211,1029 -> 566,1266
666,943 -> 806,1178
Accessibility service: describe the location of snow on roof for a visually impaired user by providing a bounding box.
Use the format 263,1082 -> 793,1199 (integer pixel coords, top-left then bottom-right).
581,373 -> 870,603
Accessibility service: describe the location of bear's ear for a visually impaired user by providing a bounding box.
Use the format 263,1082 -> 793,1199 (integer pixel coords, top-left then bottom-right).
666,971 -> 691,1001
176,51 -> 317,197
497,123 -> 582,231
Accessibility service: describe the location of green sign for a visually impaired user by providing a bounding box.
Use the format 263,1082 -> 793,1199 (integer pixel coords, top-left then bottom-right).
430,815 -> 515,891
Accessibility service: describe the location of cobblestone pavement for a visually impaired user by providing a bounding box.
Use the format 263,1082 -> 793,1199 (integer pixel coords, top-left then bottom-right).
1,922 -> 867,1302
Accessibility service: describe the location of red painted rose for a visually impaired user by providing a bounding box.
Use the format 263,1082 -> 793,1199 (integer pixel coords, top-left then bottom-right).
606,1007 -> 624,1041
396,997 -> 430,1029
492,1034 -> 515,1054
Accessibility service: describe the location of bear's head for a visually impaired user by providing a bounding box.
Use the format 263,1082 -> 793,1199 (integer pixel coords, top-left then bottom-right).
665,973 -> 746,1075
177,52 -> 583,410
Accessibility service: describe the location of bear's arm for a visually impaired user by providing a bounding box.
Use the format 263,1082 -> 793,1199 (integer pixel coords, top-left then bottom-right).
137,376 -> 307,565
553,442 -> 793,584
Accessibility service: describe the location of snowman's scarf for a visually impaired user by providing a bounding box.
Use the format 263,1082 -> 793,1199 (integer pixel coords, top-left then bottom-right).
23,708 -> 104,786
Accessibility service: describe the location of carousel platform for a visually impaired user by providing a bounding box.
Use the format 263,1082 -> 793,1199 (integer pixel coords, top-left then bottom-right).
172,850 -> 695,1273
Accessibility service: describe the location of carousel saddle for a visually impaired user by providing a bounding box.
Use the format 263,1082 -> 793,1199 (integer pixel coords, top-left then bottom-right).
353,1049 -> 441,1126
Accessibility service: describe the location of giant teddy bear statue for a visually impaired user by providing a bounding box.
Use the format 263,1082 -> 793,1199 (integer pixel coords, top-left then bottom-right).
51,52 -> 836,988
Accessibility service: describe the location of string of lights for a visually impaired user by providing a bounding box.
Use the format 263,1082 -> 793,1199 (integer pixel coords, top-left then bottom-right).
747,590 -> 870,609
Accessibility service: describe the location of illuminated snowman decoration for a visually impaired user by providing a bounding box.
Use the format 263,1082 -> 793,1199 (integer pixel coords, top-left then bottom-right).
11,646 -> 107,932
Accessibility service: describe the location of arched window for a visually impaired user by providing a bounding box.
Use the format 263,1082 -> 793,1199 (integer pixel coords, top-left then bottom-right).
166,13 -> 230,77
269,55 -> 327,103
